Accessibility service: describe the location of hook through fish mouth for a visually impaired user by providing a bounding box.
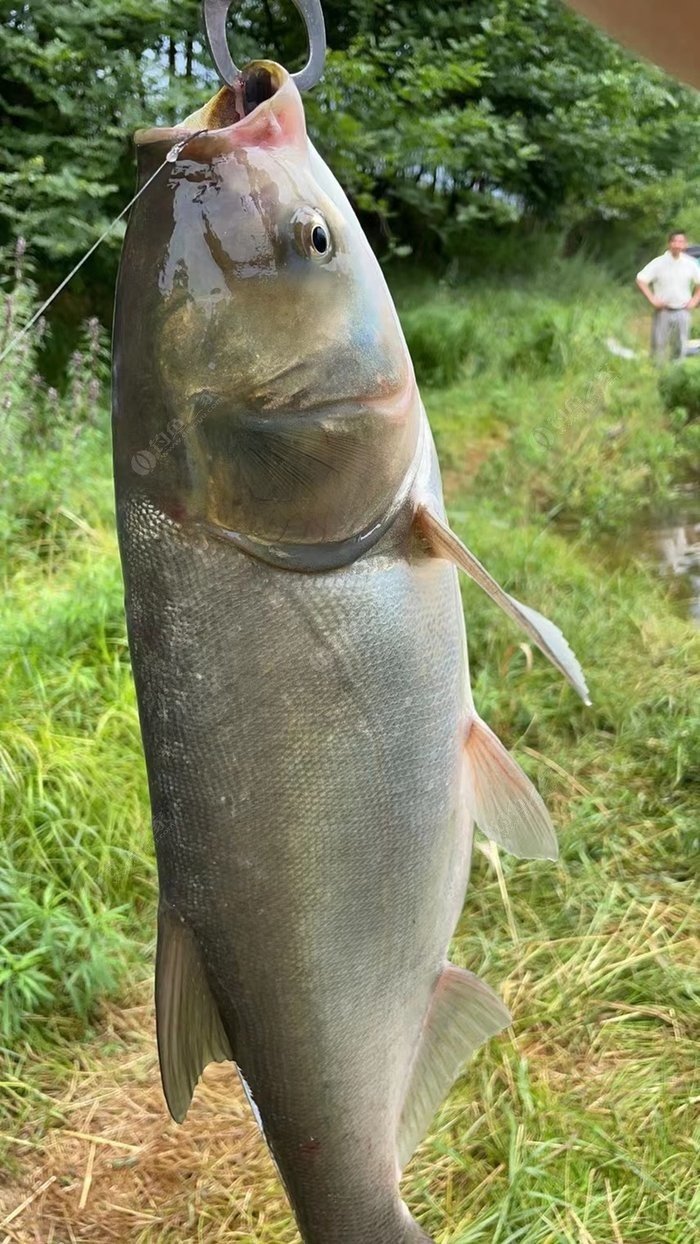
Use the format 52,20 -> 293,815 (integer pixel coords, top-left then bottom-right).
203,0 -> 326,93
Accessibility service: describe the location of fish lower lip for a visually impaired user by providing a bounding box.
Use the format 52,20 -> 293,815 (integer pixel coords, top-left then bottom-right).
190,397 -> 370,432
190,375 -> 416,429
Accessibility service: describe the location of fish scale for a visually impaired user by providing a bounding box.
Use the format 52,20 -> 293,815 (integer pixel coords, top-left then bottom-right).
119,489 -> 470,1243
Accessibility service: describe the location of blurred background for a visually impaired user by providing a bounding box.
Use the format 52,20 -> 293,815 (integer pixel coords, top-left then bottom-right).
0,2 -> 698,1242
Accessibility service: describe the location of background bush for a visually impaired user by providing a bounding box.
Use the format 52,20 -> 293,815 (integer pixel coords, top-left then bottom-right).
659,361 -> 700,422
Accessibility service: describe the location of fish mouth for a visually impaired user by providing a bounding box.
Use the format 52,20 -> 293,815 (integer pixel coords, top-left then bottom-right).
184,61 -> 285,130
135,60 -> 297,153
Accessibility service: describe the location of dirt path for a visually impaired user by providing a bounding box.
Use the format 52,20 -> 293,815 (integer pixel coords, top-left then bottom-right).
0,1002 -> 296,1243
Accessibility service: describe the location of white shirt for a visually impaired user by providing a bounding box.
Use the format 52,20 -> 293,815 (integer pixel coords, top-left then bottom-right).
637,251 -> 700,309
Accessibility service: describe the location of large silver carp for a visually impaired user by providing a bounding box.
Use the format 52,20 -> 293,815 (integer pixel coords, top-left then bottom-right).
113,62 -> 588,1243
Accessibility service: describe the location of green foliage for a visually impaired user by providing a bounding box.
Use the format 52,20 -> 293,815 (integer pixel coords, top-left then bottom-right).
0,278 -> 153,1046
659,360 -> 700,422
0,878 -> 133,1040
401,304 -> 482,386
507,306 -> 578,376
1,3 -> 147,254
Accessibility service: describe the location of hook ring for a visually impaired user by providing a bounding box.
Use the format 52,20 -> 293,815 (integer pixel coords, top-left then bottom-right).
202,0 -> 326,92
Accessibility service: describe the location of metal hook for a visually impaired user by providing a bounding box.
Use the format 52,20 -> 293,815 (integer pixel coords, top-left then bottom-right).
202,0 -> 326,92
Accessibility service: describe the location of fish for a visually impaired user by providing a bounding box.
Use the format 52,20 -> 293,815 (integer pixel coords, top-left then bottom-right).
112,60 -> 589,1244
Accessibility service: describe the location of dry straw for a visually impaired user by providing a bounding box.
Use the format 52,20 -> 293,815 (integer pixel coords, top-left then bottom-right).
0,1001 -> 296,1243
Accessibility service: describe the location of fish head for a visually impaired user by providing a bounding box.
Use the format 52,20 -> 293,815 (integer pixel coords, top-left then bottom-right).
114,63 -> 422,561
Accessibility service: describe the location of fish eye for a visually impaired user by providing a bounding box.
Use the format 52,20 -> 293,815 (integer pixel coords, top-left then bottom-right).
312,225 -> 328,254
292,208 -> 333,264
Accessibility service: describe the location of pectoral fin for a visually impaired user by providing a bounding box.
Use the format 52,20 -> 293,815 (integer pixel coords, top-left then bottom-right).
464,713 -> 558,859
398,965 -> 511,1169
414,504 -> 590,705
155,904 -> 233,1123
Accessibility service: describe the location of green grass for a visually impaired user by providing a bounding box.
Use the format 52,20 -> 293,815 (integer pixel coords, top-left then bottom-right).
0,267 -> 698,1241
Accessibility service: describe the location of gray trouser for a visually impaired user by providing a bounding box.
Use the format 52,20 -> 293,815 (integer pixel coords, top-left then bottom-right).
651,308 -> 690,361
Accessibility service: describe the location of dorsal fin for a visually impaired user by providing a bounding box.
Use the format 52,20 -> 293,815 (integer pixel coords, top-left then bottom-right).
414,504 -> 591,705
398,965 -> 510,1169
155,904 -> 233,1123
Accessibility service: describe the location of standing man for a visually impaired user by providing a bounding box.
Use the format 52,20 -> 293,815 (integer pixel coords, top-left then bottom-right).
636,232 -> 700,362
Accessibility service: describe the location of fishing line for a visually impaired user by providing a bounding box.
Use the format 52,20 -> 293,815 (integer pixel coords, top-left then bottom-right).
0,135 -> 200,370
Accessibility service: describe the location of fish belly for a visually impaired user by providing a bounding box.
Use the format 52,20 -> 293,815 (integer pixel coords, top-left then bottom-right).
119,497 -> 471,1243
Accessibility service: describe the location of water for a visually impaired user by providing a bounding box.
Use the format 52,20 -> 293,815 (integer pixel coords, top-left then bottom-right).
653,485 -> 700,624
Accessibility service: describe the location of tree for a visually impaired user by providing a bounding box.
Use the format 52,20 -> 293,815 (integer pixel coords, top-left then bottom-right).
306,1 -> 700,254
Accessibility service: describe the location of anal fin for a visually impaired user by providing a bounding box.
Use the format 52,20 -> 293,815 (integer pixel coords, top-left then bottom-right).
155,904 -> 233,1123
398,965 -> 510,1169
464,713 -> 558,860
414,503 -> 591,705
